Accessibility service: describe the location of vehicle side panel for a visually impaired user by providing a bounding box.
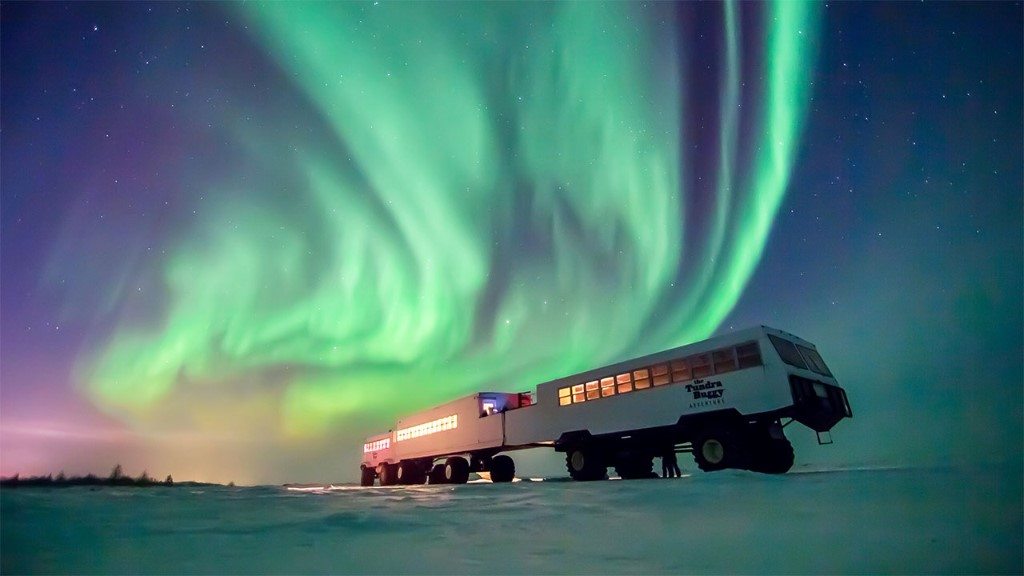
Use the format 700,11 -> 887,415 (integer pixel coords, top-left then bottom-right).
505,363 -> 790,445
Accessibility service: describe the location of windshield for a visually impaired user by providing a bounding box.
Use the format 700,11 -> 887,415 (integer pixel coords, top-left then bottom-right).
769,334 -> 833,377
796,344 -> 833,377
768,334 -> 807,370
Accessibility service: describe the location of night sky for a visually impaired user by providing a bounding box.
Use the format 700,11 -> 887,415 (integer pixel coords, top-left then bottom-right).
2,2 -> 1021,484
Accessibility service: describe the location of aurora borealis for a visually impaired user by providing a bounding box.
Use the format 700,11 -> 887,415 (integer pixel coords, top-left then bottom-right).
3,2 -> 1021,484
82,1 -> 819,432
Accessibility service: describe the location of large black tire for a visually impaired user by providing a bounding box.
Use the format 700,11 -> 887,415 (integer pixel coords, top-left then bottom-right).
379,463 -> 398,486
397,461 -> 426,485
359,466 -> 375,487
428,463 -> 446,484
566,448 -> 607,481
444,457 -> 470,484
490,455 -> 515,483
752,438 -> 794,474
693,429 -> 744,472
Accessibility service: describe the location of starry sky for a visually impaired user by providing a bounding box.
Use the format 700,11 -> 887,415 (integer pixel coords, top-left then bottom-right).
2,2 -> 1021,484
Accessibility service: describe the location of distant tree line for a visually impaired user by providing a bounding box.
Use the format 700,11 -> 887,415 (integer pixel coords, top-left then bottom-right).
0,464 -> 178,488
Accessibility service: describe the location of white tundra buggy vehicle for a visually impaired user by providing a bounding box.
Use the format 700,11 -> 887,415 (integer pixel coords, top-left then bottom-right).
360,325 -> 852,485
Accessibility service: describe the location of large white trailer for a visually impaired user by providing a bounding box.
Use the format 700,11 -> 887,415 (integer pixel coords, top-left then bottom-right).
360,325 -> 852,485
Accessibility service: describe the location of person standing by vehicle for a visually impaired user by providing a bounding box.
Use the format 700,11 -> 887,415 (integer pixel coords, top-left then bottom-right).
662,447 -> 681,478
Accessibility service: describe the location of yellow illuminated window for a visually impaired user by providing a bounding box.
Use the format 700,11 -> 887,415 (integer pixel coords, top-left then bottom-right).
633,368 -> 651,389
651,364 -> 670,386
572,384 -> 584,395
601,376 -> 616,397
585,380 -> 600,400
558,387 -> 571,406
616,372 -> 633,394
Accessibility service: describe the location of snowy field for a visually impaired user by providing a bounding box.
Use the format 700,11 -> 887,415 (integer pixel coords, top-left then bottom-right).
2,465 -> 1020,575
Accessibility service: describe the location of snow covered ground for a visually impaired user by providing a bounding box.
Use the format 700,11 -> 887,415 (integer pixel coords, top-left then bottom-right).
2,465 -> 1020,574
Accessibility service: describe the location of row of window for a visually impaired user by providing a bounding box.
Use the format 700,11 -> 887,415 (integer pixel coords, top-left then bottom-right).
363,438 -> 391,453
557,342 -> 762,406
395,414 -> 458,442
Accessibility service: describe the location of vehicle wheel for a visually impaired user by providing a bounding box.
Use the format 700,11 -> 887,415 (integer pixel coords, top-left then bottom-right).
359,466 -> 375,487
615,454 -> 655,479
379,463 -> 398,486
490,455 -> 515,483
444,457 -> 470,484
565,448 -> 607,481
397,461 -> 423,485
428,463 -> 446,484
693,429 -> 739,472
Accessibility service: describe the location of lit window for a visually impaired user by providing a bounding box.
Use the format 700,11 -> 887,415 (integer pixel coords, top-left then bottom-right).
633,368 -> 651,389
691,354 -> 712,379
616,372 -> 633,394
572,383 -> 586,403
363,438 -> 390,453
651,364 -> 670,386
671,359 -> 691,382
585,380 -> 600,400
601,377 -> 616,397
396,414 -> 458,441
713,349 -> 737,374
559,387 -> 572,406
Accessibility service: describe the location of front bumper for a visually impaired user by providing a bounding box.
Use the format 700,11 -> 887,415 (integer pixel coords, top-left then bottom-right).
789,375 -> 852,432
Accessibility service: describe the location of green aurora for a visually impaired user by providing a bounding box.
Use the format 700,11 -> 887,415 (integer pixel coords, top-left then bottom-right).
81,2 -> 820,436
